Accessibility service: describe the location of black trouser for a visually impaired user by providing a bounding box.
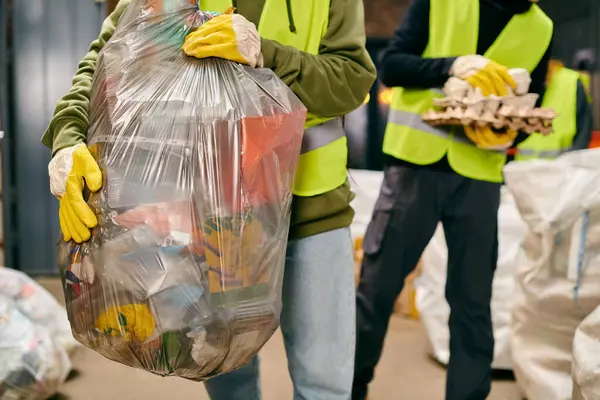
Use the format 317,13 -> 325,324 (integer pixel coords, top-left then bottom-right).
353,165 -> 500,400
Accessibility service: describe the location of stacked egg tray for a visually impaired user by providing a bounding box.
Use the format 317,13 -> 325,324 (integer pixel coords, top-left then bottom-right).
421,71 -> 557,135
422,95 -> 557,134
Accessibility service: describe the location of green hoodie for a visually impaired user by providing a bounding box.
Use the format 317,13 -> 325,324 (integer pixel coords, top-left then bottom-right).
41,0 -> 376,240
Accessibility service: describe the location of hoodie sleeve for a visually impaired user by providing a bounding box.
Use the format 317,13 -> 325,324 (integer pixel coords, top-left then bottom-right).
259,0 -> 377,117
378,0 -> 456,89
41,0 -> 130,155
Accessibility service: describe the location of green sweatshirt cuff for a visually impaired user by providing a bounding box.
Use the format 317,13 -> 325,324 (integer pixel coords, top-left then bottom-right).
261,38 -> 285,70
46,118 -> 87,156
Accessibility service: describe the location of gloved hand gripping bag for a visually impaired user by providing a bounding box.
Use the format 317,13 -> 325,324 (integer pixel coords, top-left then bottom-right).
57,0 -> 306,380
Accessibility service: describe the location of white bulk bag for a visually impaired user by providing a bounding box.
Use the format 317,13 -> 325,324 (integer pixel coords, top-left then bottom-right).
416,186 -> 526,370
573,305 -> 600,400
349,169 -> 385,238
505,149 -> 600,400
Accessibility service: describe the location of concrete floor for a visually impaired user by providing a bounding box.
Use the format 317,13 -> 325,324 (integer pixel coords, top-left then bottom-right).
39,279 -> 522,400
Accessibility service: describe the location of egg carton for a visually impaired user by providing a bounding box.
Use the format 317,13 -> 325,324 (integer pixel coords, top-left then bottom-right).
421,69 -> 558,135
422,99 -> 557,135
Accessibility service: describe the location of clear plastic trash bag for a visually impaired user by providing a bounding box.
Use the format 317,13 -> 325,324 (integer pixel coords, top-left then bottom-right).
0,268 -> 80,357
0,293 -> 71,400
57,0 -> 306,381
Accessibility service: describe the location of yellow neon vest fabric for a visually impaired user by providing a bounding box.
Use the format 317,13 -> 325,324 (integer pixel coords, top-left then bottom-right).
577,71 -> 593,103
199,0 -> 346,197
383,0 -> 553,183
516,68 -> 579,161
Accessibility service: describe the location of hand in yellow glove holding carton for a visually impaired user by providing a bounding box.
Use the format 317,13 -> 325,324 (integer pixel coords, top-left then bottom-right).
182,11 -> 263,67
48,144 -> 102,243
449,55 -> 520,149
452,55 -> 517,96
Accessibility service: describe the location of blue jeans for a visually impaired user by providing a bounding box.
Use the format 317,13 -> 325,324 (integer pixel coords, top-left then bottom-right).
204,227 -> 356,400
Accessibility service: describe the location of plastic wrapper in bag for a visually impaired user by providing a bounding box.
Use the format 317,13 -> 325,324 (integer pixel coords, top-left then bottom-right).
504,149 -> 600,400
0,293 -> 71,400
57,0 -> 306,380
417,187 -> 527,370
0,268 -> 79,357
573,305 -> 600,400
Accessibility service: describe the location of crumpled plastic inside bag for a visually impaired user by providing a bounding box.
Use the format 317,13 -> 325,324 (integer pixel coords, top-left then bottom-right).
57,0 -> 306,381
0,293 -> 71,400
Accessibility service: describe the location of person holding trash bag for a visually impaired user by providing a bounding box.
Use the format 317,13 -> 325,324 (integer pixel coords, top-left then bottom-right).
42,1 -> 376,399
352,0 -> 553,399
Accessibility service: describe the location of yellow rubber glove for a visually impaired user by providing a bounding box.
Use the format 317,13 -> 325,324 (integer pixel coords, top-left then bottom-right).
48,143 -> 102,243
452,55 -> 517,96
464,125 -> 518,151
182,13 -> 263,67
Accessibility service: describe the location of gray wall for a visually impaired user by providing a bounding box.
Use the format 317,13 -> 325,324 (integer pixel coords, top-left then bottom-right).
6,0 -> 104,275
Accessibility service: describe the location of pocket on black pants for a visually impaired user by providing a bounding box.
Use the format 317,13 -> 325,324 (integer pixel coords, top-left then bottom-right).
361,166 -> 409,257
362,210 -> 391,256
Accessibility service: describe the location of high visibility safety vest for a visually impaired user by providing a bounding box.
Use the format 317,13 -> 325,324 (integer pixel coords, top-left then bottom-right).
383,0 -> 553,183
199,0 -> 347,197
577,71 -> 593,103
516,68 -> 579,161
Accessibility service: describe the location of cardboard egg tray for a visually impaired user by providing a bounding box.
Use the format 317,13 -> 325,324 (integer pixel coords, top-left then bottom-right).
422,95 -> 557,135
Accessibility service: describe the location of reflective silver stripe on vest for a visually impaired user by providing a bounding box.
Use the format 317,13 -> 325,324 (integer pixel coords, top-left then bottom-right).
517,148 -> 566,158
388,109 -> 467,144
302,118 -> 344,154
387,109 -> 506,153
